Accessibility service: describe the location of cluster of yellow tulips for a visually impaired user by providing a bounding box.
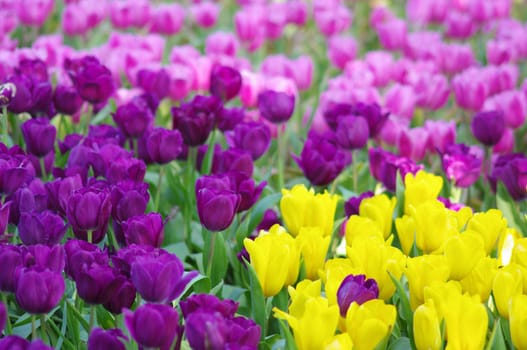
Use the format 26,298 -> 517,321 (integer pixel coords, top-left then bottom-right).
244,170 -> 527,350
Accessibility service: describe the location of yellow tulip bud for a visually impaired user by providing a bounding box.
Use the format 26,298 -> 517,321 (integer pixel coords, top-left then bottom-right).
274,296 -> 340,350
347,236 -> 406,300
405,255 -> 450,310
323,333 -> 353,350
321,258 -> 357,306
345,215 -> 384,246
287,279 -> 322,318
395,215 -> 416,256
423,281 -> 463,321
459,256 -> 498,303
359,194 -> 397,239
345,299 -> 396,350
443,293 -> 488,350
492,263 -> 523,319
444,231 -> 485,280
280,185 -> 339,237
450,206 -> 473,231
404,170 -> 443,214
509,294 -> 527,350
411,201 -> 458,254
244,225 -> 300,297
297,227 -> 330,280
413,299 -> 442,350
466,209 -> 507,254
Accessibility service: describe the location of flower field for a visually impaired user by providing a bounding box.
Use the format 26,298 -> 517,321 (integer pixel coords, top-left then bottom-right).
1,0 -> 527,349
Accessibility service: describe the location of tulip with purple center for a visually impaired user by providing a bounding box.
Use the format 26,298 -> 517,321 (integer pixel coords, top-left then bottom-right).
21,118 -> 56,158
294,130 -> 352,186
0,336 -> 53,350
136,68 -> 170,100
88,328 -> 128,350
195,180 -> 241,232
131,252 -> 198,303
442,144 -> 483,188
23,244 -> 65,273
172,95 -> 222,146
122,213 -> 164,247
144,128 -> 183,164
258,90 -> 295,124
18,211 -> 67,246
125,303 -> 181,350
0,83 -> 16,108
53,85 -> 83,116
337,274 -> 379,317
113,97 -> 154,139
471,110 -> 506,146
344,191 -> 374,217
66,186 -> 112,243
66,56 -> 115,104
15,267 -> 65,314
489,153 -> 527,200
210,65 -> 242,102
335,115 -> 370,150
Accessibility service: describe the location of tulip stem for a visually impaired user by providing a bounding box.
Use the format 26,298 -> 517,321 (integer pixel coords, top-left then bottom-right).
184,147 -> 197,246
87,230 -> 93,244
154,165 -> 164,213
1,106 -> 8,146
2,294 -> 11,334
89,305 -> 96,330
31,314 -> 37,340
40,314 -> 48,344
206,231 -> 217,279
353,151 -> 358,193
40,157 -> 47,180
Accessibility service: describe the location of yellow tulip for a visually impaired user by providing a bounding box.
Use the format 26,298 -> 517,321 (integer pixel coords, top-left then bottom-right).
405,255 -> 450,310
423,281 -> 463,321
413,299 -> 442,350
509,294 -> 527,350
492,263 -> 523,319
511,237 -> 527,292
498,227 -> 521,266
395,215 -> 416,256
244,225 -> 300,297
286,279 -> 323,318
280,184 -> 339,237
459,256 -> 498,303
346,235 -> 406,300
345,299 -> 396,350
450,206 -> 473,231
359,194 -> 397,239
466,209 -> 507,254
324,333 -> 353,350
443,292 -> 488,350
274,295 -> 339,350
297,227 -> 330,280
321,258 -> 357,306
443,231 -> 485,280
411,201 -> 458,254
345,215 -> 384,246
404,170 -> 443,214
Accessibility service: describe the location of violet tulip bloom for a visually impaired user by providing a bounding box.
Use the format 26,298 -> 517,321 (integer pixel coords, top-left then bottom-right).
210,66 -> 242,102
490,153 -> 527,200
471,110 -> 506,146
136,68 -> 170,100
88,328 -> 128,350
180,294 -> 238,319
195,183 -> 240,231
15,267 -> 65,314
216,107 -> 245,132
18,211 -> 67,246
0,336 -> 52,350
369,148 -> 423,192
144,128 -> 183,165
258,90 -> 295,124
21,118 -> 56,158
335,115 -> 370,150
172,95 -> 222,146
122,213 -> 164,248
337,274 -> 379,317
0,245 -> 23,293
75,264 -> 121,305
442,144 -> 483,188
103,277 -> 136,315
0,301 -> 5,334
64,239 -> 109,280
226,122 -> 271,160
344,191 -> 374,217
23,244 -> 65,273
228,172 -> 266,213
67,56 -> 115,104
113,97 -> 154,139
53,85 -> 83,116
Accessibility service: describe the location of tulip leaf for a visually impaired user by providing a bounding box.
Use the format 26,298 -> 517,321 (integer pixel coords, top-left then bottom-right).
395,171 -> 405,218
202,231 -> 229,287
497,182 -> 527,236
91,98 -> 116,125
278,319 -> 297,350
388,273 -> 414,345
485,318 -> 507,350
246,261 -> 267,338
387,337 -> 411,350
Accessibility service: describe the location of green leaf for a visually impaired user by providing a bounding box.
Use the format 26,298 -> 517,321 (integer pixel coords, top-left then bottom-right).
485,318 -> 507,350
388,273 -> 413,346
395,171 -> 406,218
387,337 -> 411,350
91,98 -> 116,124
497,182 -> 527,236
203,232 -> 229,287
278,319 -> 297,350
246,261 -> 267,338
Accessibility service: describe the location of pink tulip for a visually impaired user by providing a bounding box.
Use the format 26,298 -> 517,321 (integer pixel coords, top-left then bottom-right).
493,127 -> 515,154
149,4 -> 185,35
483,90 -> 527,129
377,18 -> 407,51
190,1 -> 220,28
328,35 -> 357,70
384,84 -> 416,120
424,120 -> 456,154
398,127 -> 431,161
206,32 -> 239,57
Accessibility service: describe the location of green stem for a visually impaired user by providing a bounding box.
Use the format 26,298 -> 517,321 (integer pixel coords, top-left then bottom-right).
155,165 -> 164,213
206,232 -> 217,278
83,104 -> 93,135
2,294 -> 11,334
1,106 -> 8,146
87,230 -> 93,244
40,314 -> 48,344
31,314 -> 37,340
184,147 -> 197,245
40,157 -> 47,180
353,150 -> 358,194
89,305 -> 96,330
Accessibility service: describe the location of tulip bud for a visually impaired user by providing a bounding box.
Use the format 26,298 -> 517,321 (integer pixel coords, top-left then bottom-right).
15,267 -> 65,314
195,181 -> 240,231
144,128 -> 183,164
21,118 -> 56,158
122,213 -> 164,247
337,274 -> 379,317
67,56 -> 115,104
210,66 -> 242,102
258,90 -> 295,124
53,85 -> 83,116
413,299 -> 441,350
471,110 -> 506,146
88,328 -> 128,350
113,97 -> 154,139
172,95 -> 221,146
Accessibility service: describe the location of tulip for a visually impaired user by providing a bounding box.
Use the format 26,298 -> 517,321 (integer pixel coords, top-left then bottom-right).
444,232 -> 485,280
184,311 -> 228,349
113,96 -> 154,139
0,245 -> 23,293
0,83 -> 16,108
149,4 -> 185,35
226,122 -> 271,160
172,95 -> 221,146
337,274 -> 379,317
280,184 -> 339,238
143,128 -> 183,165
122,213 -> 164,248
88,328 -> 127,350
404,170 -> 443,214
21,118 -> 56,158
369,148 -> 423,192
324,333 -> 353,350
53,85 -> 83,116
296,227 -> 330,280
136,68 -> 170,100
358,194 -> 396,240
228,172 -> 266,213
64,239 -> 109,280
460,256 -> 498,302
0,300 -> 5,335
210,66 -> 242,102
394,215 -> 416,256
103,277 -> 136,314
206,32 -> 239,57
0,336 -> 52,350
216,107 -> 244,132
377,18 -> 407,51
484,90 -> 527,129
190,1 -> 219,28
328,35 -> 357,70
466,209 -> 507,254
195,185 -> 240,231
75,264 -> 122,305
15,267 -> 65,314
315,5 -> 352,37
110,0 -> 150,29
510,294 -> 527,350
405,255 -> 450,309
441,144 -> 483,188
411,201 -> 458,254
124,304 -> 181,350
335,116 -> 369,150
413,299 -> 441,350
345,299 -> 396,350
384,84 -> 416,120
67,56 -> 115,104
494,127 -> 515,154
344,192 -> 374,217
345,215 -> 384,247
452,69 -> 489,111
492,263 -> 523,319
244,225 -> 300,297
180,294 -> 238,319
398,127 -> 431,162
18,211 -> 67,246
489,153 -> 527,201
471,110 -> 506,146
257,90 -> 295,124
234,6 -> 265,52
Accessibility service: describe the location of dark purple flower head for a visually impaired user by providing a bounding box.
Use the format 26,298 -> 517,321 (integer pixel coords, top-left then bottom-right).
227,316 -> 261,349
144,128 -> 183,164
18,211 -> 67,246
87,124 -> 126,147
337,274 -> 379,317
256,209 -> 281,232
17,59 -> 48,82
45,174 -> 83,216
0,336 -> 53,350
64,239 -> 109,280
441,143 -> 482,188
471,110 -> 506,146
0,155 -> 35,196
195,175 -> 240,231
216,107 -> 244,132
258,90 -> 295,124
21,118 -> 56,157
75,264 -> 122,305
180,294 -> 239,319
88,328 -> 128,350
111,244 -> 156,277
106,157 -> 146,184
136,68 -> 170,100
58,134 -> 83,154
0,244 -> 23,292
15,267 -> 65,314
113,96 -> 154,139
102,278 -> 136,314
323,102 -> 355,130
0,82 -> 16,108
294,130 -> 352,186
172,95 -> 222,146
110,181 -> 149,223
67,56 -> 115,104
185,311 -> 228,350
489,153 -> 527,200
226,121 -> 271,160
344,191 -> 374,217
213,148 -> 254,178
210,65 -> 242,102
354,102 -> 389,138
369,148 -> 423,192
53,85 -> 83,115
28,80 -> 55,118
335,115 -> 370,150
125,304 -> 181,350
22,244 -> 65,272
122,213 -> 164,247
228,172 -> 266,213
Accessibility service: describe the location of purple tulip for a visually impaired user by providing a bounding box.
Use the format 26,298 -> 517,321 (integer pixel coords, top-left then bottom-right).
0,83 -> 16,108
226,122 -> 271,160
0,336 -> 53,350
87,124 -> 126,147
0,301 -> 5,335
113,97 -> 154,139
294,130 -> 352,186
15,267 -> 65,314
45,175 -> 83,216
106,157 -> 146,184
5,74 -> 34,114
344,191 -> 374,217
323,102 -> 355,130
185,311 -> 228,350
369,147 -> 423,192
0,202 -> 9,237
213,148 -> 254,178
0,156 -> 35,196
64,239 -> 109,280
210,65 -> 242,102
335,116 -> 370,150
180,294 -> 238,319
124,304 -> 181,350
136,68 -> 170,100
130,252 -> 197,303
0,244 -> 23,292
490,153 -> 527,200
143,128 -> 183,165
21,118 -> 56,158
256,209 -> 281,232
122,213 -> 164,248
195,183 -> 240,231
471,110 -> 506,146
438,197 -> 467,212
75,264 -> 122,305
442,144 -> 483,188
258,90 -> 295,124
66,186 -> 112,243
22,244 -> 65,273
110,181 -> 149,223
337,274 -> 379,317
216,107 -> 245,132
88,328 -> 128,350
227,316 -> 261,349
18,211 -> 67,246
150,4 -> 185,35
172,95 -> 222,146
354,102 -> 389,138
53,85 -> 83,116
103,277 -> 136,314
228,172 -> 266,213
67,56 -> 115,104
